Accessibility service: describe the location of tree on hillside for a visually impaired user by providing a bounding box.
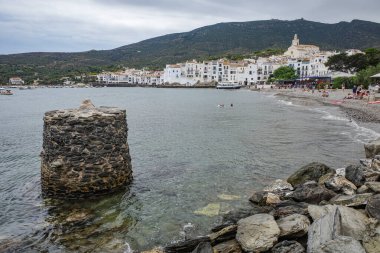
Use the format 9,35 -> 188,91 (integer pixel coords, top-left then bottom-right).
272,66 -> 298,80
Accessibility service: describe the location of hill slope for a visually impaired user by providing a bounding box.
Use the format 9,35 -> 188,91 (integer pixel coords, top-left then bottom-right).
1,19 -> 380,83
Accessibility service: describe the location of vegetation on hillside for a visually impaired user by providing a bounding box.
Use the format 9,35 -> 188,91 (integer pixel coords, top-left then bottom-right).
1,19 -> 380,85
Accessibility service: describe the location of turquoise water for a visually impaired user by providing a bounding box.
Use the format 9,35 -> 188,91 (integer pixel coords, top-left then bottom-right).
0,88 -> 379,252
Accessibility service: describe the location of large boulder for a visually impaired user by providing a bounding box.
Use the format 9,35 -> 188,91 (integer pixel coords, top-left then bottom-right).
338,206 -> 370,241
287,163 -> 334,187
314,236 -> 366,253
307,206 -> 340,252
212,240 -> 242,253
236,214 -> 280,252
364,138 -> 380,158
271,240 -> 305,253
272,201 -> 309,219
366,194 -> 380,219
276,214 -> 310,239
324,176 -> 357,195
289,182 -> 336,204
345,165 -> 365,187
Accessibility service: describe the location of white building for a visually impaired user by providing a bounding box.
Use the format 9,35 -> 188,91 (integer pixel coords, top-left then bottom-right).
9,77 -> 24,85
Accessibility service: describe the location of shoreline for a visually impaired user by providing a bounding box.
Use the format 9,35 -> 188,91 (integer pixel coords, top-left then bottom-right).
268,89 -> 380,124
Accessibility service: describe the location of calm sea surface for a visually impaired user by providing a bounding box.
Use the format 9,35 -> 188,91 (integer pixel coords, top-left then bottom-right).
0,87 -> 379,252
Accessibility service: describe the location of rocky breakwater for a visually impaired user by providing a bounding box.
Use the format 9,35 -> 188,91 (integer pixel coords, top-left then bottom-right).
158,141 -> 380,253
40,99 -> 132,198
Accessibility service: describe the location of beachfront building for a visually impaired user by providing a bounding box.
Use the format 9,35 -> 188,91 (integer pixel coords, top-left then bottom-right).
97,69 -> 164,85
9,77 -> 25,85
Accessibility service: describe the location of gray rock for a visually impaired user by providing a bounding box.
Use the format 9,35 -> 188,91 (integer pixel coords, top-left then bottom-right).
236,213 -> 280,252
263,179 -> 294,192
307,205 -> 337,221
212,240 -> 242,253
366,194 -> 380,219
338,206 -> 369,240
277,214 -> 310,239
287,162 -> 334,187
191,242 -> 213,253
209,225 -> 237,245
363,236 -> 380,253
271,240 -> 305,253
314,236 -> 366,253
357,185 -> 370,194
329,193 -> 373,207
364,138 -> 380,159
345,165 -> 365,187
307,206 -> 340,253
366,182 -> 380,193
249,191 -> 269,206
324,176 -> 357,195
289,182 -> 336,204
272,201 -> 309,219
165,237 -> 210,253
221,205 -> 273,225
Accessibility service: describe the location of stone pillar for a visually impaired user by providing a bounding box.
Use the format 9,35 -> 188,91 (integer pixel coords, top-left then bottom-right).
41,100 -> 132,198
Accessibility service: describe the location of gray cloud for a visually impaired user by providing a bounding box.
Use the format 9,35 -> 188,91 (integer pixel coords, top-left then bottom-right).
0,0 -> 379,54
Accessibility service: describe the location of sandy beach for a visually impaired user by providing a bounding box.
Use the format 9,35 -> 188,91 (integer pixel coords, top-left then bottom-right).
267,89 -> 380,123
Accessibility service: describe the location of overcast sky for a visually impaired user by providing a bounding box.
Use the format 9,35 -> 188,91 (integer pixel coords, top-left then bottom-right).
1,0 -> 379,54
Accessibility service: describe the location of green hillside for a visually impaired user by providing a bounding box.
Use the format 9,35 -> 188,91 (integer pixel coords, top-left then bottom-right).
1,19 -> 380,84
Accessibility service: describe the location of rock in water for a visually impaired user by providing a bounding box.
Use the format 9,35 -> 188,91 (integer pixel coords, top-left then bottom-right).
263,179 -> 294,192
314,236 -> 366,253
364,138 -> 380,158
287,162 -> 334,187
345,165 -> 365,187
271,240 -> 305,253
236,214 -> 280,252
191,242 -> 213,253
366,194 -> 380,219
40,100 -> 132,198
276,214 -> 310,239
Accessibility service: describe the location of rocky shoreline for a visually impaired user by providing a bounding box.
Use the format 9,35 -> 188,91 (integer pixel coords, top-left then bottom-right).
144,139 -> 380,253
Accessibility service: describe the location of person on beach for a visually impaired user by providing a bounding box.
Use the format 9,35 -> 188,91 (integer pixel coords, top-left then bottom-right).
353,85 -> 357,98
342,83 -> 345,92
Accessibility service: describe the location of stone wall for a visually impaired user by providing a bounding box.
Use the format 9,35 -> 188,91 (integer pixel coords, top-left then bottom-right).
41,100 -> 132,198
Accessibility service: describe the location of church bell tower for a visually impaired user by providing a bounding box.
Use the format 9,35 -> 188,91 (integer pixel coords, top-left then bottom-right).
292,34 -> 299,46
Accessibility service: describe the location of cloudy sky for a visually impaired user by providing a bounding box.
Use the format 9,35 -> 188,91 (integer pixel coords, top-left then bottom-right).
0,0 -> 379,54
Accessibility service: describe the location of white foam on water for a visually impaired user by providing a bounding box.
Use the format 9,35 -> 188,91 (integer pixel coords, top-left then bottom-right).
124,242 -> 133,253
311,107 -> 380,144
277,99 -> 298,107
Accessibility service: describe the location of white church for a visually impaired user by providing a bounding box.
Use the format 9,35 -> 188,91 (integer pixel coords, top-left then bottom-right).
284,34 -> 320,58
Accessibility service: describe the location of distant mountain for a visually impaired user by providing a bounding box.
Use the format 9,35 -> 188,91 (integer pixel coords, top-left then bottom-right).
1,19 -> 380,83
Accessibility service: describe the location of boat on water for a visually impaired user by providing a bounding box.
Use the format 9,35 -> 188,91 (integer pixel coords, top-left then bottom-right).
0,88 -> 14,95
216,82 -> 241,89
